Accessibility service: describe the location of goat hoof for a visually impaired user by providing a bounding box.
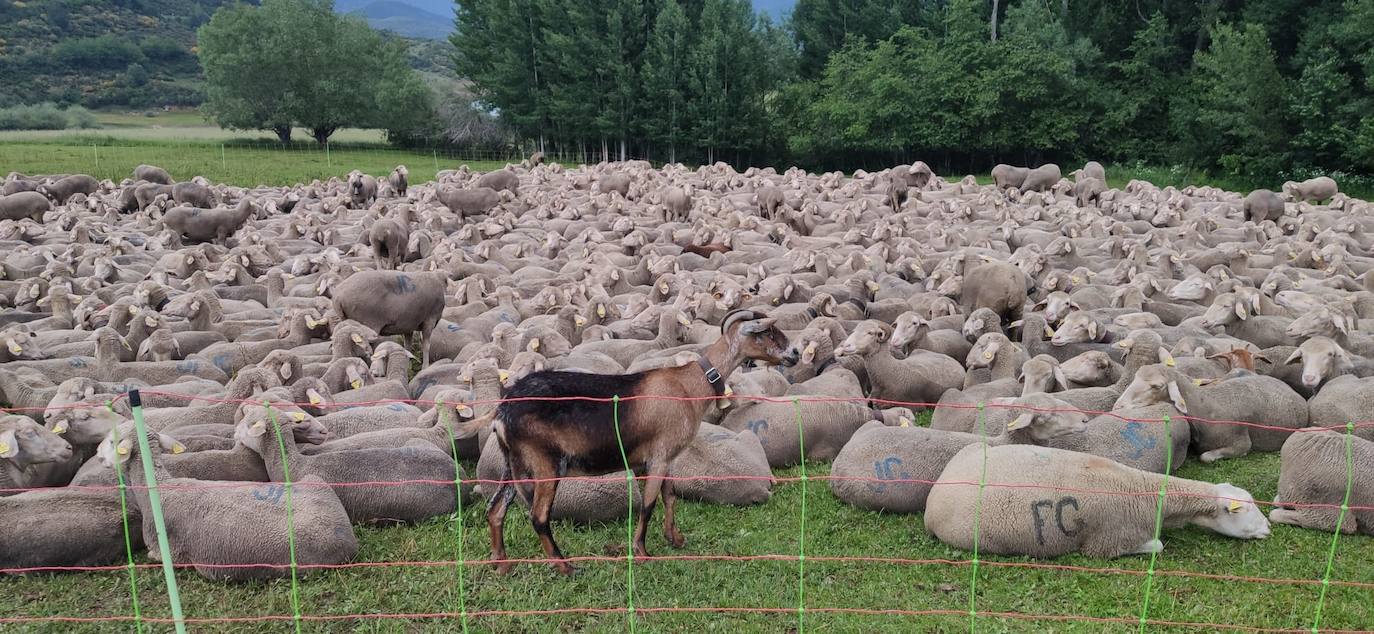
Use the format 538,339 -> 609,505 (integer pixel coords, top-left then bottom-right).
552,562 -> 576,576
667,533 -> 687,549
493,561 -> 513,576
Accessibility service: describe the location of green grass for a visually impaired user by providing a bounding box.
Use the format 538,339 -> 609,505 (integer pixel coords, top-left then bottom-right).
0,141 -> 506,187
6,445 -> 1372,633
0,109 -> 385,144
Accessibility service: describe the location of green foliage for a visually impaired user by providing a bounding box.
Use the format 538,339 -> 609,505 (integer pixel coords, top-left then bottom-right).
454,0 -> 794,164
1171,23 -> 1289,178
197,0 -> 432,145
0,103 -> 100,131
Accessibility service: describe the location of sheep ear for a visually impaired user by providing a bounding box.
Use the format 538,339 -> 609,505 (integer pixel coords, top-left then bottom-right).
1166,381 -> 1188,414
783,282 -> 794,299
247,419 -> 268,437
1158,349 -> 1176,368
1086,320 -> 1098,340
1284,349 -> 1303,365
1052,364 -> 1069,390
0,429 -> 17,458
802,340 -> 817,364
1333,312 -> 1349,335
1234,301 -> 1248,320
1006,413 -> 1034,431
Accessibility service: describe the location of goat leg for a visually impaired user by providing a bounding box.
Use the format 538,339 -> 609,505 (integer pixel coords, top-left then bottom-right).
661,478 -> 685,549
486,471 -> 516,576
633,461 -> 670,559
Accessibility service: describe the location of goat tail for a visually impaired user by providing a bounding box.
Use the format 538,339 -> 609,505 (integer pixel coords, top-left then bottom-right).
452,410 -> 497,440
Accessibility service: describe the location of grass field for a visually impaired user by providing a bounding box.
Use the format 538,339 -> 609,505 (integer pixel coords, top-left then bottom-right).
6,439 -> 1372,633
0,110 -> 385,144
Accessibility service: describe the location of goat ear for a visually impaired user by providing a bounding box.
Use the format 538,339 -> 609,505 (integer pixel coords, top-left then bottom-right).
1166,381 -> 1188,414
1006,412 -> 1035,431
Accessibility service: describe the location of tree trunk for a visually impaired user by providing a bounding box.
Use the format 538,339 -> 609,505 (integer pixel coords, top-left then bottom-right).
312,126 -> 336,146
273,126 -> 292,144
990,0 -> 999,41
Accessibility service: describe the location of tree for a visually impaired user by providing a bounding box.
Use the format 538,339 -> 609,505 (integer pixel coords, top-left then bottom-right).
1171,22 -> 1289,177
642,1 -> 692,162
198,0 -> 427,145
791,0 -> 914,78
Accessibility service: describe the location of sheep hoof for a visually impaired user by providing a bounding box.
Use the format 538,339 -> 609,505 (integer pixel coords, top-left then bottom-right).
1268,509 -> 1300,526
1199,451 -> 1222,464
1130,539 -> 1164,555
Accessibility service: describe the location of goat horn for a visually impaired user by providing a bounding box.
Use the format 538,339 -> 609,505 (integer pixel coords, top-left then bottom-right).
720,309 -> 758,334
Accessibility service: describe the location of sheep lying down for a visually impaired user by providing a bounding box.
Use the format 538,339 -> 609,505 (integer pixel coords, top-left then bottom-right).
926,444 -> 1270,559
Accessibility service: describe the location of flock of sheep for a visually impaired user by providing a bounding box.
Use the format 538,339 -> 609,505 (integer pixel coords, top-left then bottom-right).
0,155 -> 1370,582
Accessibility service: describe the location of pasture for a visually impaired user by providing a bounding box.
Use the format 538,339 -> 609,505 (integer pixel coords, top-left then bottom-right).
2,140 -> 1372,633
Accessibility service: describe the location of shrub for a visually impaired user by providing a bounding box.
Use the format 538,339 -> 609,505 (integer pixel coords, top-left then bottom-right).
0,103 -> 103,130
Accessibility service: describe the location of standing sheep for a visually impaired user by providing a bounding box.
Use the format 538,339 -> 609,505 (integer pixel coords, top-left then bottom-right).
348,171 -> 378,209
960,260 -> 1029,325
330,270 -> 448,366
1020,164 -> 1062,193
992,164 -> 1029,190
1242,189 -> 1284,223
134,164 -> 173,185
1281,176 -> 1337,203
38,174 -> 99,204
388,165 -> 409,197
926,444 -> 1270,558
0,191 -> 51,223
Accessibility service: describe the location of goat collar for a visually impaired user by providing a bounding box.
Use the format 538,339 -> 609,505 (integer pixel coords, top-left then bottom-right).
696,356 -> 726,397
155,296 -> 170,312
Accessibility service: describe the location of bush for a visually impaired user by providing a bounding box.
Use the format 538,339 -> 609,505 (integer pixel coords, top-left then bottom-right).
0,103 -> 103,131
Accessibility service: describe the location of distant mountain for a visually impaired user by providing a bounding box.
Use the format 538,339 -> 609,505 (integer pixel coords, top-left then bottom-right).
338,0 -> 452,40
335,1 -> 792,40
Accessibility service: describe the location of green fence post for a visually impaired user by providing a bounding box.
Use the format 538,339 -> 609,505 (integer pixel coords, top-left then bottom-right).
326,142 -> 331,168
128,390 -> 187,634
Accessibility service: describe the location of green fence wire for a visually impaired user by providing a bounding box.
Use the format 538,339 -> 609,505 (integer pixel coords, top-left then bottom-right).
129,391 -> 187,634
265,403 -> 304,634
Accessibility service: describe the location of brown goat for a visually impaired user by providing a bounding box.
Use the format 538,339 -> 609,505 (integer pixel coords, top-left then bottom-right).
1207,347 -> 1269,372
457,309 -> 797,575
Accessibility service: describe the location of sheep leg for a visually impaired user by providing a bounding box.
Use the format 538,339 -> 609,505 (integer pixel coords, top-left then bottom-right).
1127,539 -> 1164,555
1199,444 -> 1250,464
633,461 -> 670,559
485,466 -> 517,575
1269,507 -> 1356,534
661,478 -> 686,549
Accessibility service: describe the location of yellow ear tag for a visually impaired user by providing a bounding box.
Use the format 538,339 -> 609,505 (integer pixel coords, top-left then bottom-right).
498,370 -> 510,383
1071,276 -> 1083,285
660,283 -> 669,293
350,379 -> 362,389
1193,378 -> 1203,386
1165,357 -> 1176,367
574,315 -> 587,327
529,338 -> 541,351
983,350 -> 995,361
292,412 -> 305,422
351,334 -> 364,345
52,424 -> 67,435
116,445 -> 128,455
7,341 -> 22,354
899,417 -> 912,428
171,443 -> 186,454
1227,500 -> 1243,513
129,305 -> 139,315
597,305 -> 606,318
308,391 -> 322,405
866,281 -> 880,293
306,317 -> 318,328
1044,326 -> 1055,337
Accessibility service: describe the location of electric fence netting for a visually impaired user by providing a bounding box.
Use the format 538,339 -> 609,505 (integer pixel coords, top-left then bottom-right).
2,390 -> 1370,632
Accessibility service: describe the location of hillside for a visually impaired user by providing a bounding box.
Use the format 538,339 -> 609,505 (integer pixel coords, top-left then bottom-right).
0,0 -> 235,109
